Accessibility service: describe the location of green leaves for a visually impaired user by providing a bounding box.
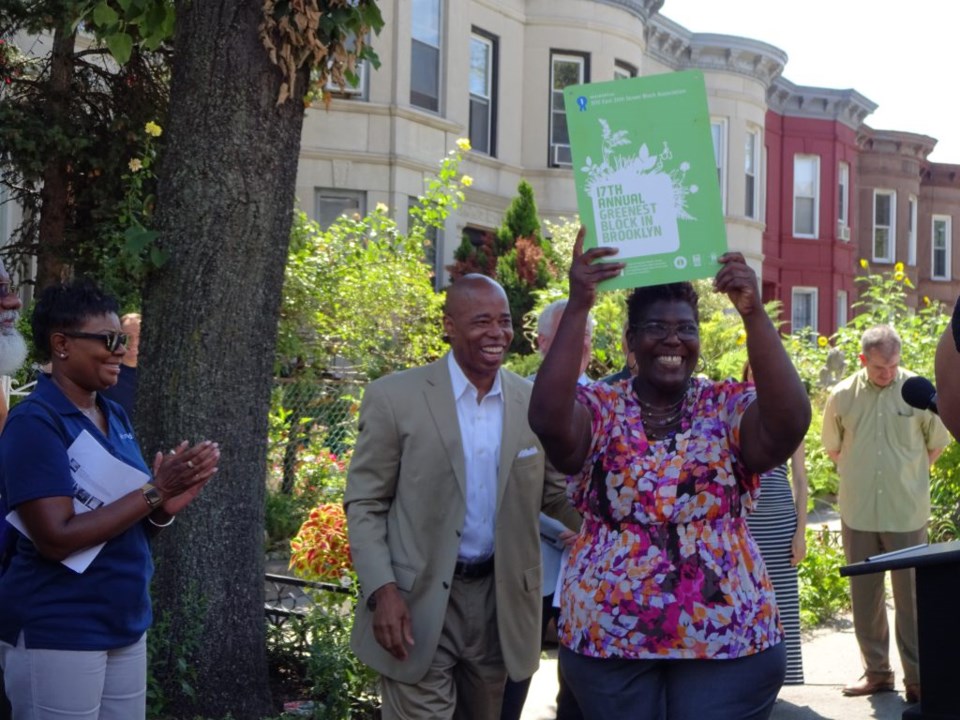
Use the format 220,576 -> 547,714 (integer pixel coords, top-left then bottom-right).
82,0 -> 175,65
93,2 -> 119,26
104,32 -> 133,64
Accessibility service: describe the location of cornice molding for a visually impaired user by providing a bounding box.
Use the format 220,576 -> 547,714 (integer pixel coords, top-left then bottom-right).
645,14 -> 787,87
594,0 -> 665,22
858,126 -> 937,160
768,77 -> 877,130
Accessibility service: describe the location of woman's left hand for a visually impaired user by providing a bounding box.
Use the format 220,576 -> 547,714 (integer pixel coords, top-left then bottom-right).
790,527 -> 807,566
151,441 -> 220,516
714,252 -> 761,317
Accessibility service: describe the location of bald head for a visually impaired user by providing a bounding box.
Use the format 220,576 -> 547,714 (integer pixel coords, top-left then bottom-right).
443,274 -> 513,396
444,274 -> 508,316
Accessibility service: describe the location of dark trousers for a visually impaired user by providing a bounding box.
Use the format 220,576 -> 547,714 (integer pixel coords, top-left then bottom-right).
559,642 -> 785,720
500,595 -> 583,720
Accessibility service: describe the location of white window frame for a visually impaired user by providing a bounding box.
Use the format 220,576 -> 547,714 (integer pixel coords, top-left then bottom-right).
315,188 -> 366,230
791,287 -> 819,334
410,0 -> 442,113
710,118 -> 727,212
838,162 -> 849,228
469,30 -> 496,156
872,189 -> 897,263
907,195 -> 918,266
550,52 -> 586,168
792,155 -> 820,238
837,290 -> 848,328
323,32 -> 368,99
932,214 -> 952,281
613,61 -> 636,81
744,128 -> 760,219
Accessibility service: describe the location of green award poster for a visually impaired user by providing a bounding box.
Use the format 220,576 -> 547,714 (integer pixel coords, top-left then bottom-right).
563,70 -> 727,290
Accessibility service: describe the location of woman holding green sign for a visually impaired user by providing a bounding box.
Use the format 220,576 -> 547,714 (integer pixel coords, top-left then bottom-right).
528,228 -> 810,719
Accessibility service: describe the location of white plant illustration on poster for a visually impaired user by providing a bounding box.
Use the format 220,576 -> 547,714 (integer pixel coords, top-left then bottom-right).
580,119 -> 699,259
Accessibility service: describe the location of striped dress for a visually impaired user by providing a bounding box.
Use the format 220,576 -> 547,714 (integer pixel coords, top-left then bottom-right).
746,464 -> 805,684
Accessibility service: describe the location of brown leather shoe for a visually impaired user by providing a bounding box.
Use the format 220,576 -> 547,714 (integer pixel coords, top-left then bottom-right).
905,684 -> 921,704
842,675 -> 895,696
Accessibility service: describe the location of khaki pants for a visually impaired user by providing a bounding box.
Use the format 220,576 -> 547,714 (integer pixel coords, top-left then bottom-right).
841,522 -> 924,686
381,573 -> 506,720
0,633 -> 146,720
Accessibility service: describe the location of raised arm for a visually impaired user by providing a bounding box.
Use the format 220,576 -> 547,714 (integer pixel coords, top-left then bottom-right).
935,297 -> 960,439
528,227 -> 624,474
715,253 -> 811,473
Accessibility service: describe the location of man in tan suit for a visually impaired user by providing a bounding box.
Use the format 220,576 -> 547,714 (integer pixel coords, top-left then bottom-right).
345,275 -> 580,719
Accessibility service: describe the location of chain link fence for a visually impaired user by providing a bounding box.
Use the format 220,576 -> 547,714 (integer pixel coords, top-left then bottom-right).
266,370 -> 365,496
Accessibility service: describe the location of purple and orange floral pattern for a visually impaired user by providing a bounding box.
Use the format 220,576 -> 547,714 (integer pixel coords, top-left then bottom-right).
559,376 -> 781,660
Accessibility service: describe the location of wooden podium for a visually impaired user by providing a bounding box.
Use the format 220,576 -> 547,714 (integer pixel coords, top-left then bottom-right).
841,540 -> 960,720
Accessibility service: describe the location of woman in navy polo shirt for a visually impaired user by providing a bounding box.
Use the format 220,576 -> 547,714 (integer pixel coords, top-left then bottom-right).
0,280 -> 220,719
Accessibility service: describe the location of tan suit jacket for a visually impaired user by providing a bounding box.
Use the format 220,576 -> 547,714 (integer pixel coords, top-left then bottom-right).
345,355 -> 579,684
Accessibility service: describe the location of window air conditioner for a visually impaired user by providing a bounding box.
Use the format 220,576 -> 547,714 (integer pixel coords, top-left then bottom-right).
837,222 -> 850,242
552,144 -> 572,168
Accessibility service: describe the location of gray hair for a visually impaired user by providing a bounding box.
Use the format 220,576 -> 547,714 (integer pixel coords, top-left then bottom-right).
861,324 -> 901,357
537,299 -> 595,339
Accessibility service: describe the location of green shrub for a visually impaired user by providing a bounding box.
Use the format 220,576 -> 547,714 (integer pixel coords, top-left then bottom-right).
266,591 -> 378,720
797,526 -> 851,629
930,441 -> 960,542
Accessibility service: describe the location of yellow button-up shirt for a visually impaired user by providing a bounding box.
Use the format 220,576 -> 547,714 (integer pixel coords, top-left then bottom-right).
821,368 -> 952,532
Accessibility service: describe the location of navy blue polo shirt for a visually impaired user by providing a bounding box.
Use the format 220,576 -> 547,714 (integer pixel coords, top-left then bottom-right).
0,374 -> 153,650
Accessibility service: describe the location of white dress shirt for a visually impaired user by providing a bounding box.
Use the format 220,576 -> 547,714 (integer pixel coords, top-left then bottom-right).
448,353 -> 502,562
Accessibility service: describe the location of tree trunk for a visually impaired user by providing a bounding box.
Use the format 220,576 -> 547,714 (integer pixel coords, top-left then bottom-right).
35,24 -> 75,290
138,1 -> 307,717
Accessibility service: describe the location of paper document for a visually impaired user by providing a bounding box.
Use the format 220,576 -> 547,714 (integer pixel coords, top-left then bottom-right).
563,70 -> 728,290
6,430 -> 150,573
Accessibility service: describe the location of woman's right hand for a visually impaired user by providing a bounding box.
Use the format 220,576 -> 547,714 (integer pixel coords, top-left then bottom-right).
568,226 -> 625,310
151,440 -> 220,503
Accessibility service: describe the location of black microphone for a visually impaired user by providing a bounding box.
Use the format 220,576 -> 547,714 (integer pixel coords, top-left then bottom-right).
902,376 -> 939,415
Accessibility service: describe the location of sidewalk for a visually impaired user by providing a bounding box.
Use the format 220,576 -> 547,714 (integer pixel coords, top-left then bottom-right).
521,605 -> 910,719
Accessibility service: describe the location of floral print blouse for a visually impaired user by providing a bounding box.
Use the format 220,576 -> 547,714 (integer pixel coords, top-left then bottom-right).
558,376 -> 782,660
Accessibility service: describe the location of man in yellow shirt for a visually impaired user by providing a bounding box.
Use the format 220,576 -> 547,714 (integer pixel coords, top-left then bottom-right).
822,324 -> 951,705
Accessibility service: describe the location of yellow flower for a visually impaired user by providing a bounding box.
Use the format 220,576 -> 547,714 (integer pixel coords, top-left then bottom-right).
817,336 -> 828,348
895,261 -> 904,273
736,331 -> 746,346
375,202 -> 389,213
144,121 -> 162,137
905,277 -> 914,289
456,138 -> 471,152
894,271 -> 905,282
859,258 -> 868,269
460,175 -> 474,187
924,296 -> 931,306
128,158 -> 143,172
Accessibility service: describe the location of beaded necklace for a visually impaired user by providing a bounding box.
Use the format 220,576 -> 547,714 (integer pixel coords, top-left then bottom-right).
633,377 -> 692,440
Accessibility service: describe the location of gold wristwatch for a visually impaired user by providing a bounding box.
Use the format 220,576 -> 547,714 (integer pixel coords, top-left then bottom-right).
141,483 -> 163,510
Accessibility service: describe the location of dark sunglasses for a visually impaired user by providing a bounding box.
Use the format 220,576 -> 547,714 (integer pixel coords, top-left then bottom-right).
62,330 -> 129,352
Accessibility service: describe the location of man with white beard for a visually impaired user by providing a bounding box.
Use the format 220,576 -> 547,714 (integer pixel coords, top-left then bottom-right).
0,258 -> 27,430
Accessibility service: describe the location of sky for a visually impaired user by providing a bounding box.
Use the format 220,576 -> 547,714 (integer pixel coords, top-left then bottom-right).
661,1 -> 960,162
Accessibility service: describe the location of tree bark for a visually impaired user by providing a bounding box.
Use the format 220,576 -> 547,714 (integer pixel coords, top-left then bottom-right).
139,2 -> 307,717
35,23 -> 75,290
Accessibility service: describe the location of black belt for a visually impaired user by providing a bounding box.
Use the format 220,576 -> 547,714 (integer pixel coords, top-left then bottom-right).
454,555 -> 495,579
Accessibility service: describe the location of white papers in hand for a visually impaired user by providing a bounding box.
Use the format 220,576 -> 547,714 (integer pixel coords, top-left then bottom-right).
6,429 -> 149,573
